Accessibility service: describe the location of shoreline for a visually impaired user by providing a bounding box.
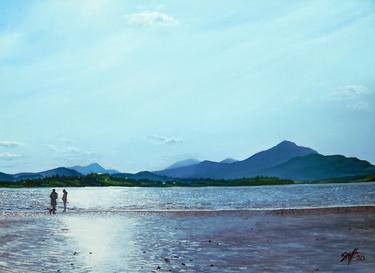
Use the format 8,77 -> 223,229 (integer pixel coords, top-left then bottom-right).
1,180 -> 374,189
1,204 -> 374,219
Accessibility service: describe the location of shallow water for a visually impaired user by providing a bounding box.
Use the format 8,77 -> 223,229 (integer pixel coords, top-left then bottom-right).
0,182 -> 374,212
1,210 -> 375,272
1,183 -> 375,272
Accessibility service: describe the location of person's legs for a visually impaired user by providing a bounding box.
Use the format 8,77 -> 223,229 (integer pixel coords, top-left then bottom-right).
63,202 -> 66,212
52,204 -> 56,214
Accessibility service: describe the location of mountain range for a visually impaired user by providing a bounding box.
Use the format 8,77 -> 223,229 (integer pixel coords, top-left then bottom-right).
154,141 -> 375,181
260,153 -> 375,180
111,171 -> 174,182
1,167 -> 82,182
165,159 -> 201,170
0,163 -> 119,182
69,163 -> 119,175
1,140 -> 374,182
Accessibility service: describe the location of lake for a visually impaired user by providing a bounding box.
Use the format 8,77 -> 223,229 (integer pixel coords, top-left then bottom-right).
1,182 -> 375,272
1,182 -> 374,213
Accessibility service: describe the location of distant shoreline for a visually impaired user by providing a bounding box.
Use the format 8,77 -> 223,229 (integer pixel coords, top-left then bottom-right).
0,175 -> 293,188
0,173 -> 374,188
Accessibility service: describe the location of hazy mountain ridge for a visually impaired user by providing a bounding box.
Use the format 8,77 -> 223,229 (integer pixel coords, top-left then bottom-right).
39,167 -> 82,178
0,167 -> 81,182
165,159 -> 201,170
69,163 -> 119,175
155,141 -> 319,179
260,154 -> 375,181
154,141 -> 375,181
0,172 -> 13,181
1,141 -> 374,182
0,164 -> 116,182
112,171 -> 174,182
220,158 -> 238,164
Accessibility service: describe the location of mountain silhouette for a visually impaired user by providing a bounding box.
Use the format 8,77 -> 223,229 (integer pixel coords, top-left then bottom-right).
155,140 -> 318,179
112,171 -> 174,181
1,167 -> 82,181
220,158 -> 238,164
69,163 -> 119,175
260,153 -> 375,180
165,159 -> 201,170
38,167 -> 82,178
1,141 -> 374,182
0,172 -> 13,181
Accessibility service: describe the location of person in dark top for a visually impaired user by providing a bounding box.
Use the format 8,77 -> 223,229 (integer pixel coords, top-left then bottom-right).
62,189 -> 68,212
50,189 -> 58,214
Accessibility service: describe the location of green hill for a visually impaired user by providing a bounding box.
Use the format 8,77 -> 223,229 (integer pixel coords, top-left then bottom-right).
262,154 -> 375,181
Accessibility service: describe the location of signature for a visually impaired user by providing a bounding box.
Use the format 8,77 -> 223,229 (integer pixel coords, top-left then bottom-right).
340,248 -> 365,265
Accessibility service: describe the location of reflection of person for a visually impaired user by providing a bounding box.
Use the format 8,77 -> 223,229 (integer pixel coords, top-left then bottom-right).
62,189 -> 68,212
50,189 -> 58,214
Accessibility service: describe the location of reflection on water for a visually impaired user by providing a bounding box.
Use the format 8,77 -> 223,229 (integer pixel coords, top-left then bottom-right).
62,215 -> 138,272
1,182 -> 374,271
1,183 -> 375,272
0,182 -> 374,213
1,211 -> 375,273
0,215 -> 81,272
0,214 -> 145,272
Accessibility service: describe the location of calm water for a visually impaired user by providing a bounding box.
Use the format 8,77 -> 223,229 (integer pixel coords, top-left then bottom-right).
1,183 -> 375,272
1,182 -> 374,212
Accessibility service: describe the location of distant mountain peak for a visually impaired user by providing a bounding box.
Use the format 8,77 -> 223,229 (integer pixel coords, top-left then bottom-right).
277,140 -> 297,146
166,158 -> 201,170
69,163 -> 119,175
155,140 -> 319,179
220,158 -> 238,164
72,162 -> 102,168
268,140 -> 318,154
87,163 -> 103,168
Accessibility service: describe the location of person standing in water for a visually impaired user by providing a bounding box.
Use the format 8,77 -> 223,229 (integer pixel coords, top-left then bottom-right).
50,189 -> 58,214
62,189 -> 68,212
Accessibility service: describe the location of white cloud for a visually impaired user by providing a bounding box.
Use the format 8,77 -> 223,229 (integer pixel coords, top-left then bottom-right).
0,140 -> 21,148
327,85 -> 370,101
147,135 -> 184,145
0,153 -> 23,160
45,144 -> 101,162
323,84 -> 372,111
45,144 -> 60,152
125,11 -> 179,27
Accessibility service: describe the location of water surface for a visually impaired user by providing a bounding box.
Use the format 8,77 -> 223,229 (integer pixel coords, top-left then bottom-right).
1,183 -> 375,272
1,182 -> 374,213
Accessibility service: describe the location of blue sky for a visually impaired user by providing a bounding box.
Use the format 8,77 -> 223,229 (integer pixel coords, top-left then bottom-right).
0,0 -> 374,173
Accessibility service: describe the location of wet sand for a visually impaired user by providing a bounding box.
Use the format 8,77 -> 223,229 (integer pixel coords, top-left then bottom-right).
1,206 -> 374,272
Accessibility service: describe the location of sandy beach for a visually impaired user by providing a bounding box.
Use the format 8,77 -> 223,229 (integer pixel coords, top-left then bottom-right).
1,206 -> 374,273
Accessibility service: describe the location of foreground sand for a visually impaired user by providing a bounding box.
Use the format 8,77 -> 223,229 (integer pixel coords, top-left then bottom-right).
0,206 -> 374,272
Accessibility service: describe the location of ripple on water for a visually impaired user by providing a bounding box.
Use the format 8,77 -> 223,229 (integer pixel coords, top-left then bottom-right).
0,183 -> 374,213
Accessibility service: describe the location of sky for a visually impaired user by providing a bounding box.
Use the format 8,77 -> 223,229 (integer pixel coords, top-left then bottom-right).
0,0 -> 374,173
